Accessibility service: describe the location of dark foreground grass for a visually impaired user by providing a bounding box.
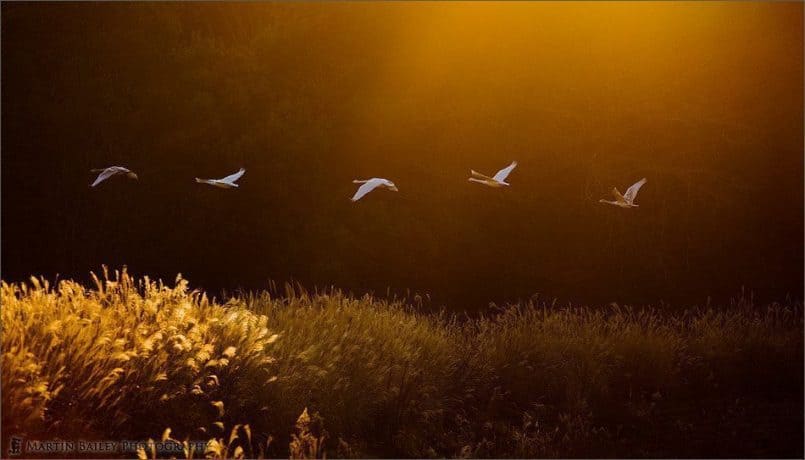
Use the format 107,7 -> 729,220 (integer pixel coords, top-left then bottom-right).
2,269 -> 802,458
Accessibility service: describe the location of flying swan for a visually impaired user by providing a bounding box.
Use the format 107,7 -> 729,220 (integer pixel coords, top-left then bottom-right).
351,178 -> 398,202
599,178 -> 647,208
90,166 -> 138,187
195,168 -> 246,189
468,161 -> 518,187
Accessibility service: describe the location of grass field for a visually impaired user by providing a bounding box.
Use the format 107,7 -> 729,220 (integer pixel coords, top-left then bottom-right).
2,268 -> 802,458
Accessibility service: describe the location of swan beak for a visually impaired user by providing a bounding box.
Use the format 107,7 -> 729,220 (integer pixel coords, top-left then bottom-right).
390,185 -> 399,192
128,173 -> 139,180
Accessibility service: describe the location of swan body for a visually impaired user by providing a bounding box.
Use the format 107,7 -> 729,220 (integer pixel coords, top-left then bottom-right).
90,166 -> 138,187
351,178 -> 398,201
599,178 -> 647,208
468,161 -> 517,187
196,168 -> 246,189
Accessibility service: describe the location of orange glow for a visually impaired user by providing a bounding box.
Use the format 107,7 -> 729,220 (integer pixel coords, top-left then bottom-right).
2,2 -> 802,306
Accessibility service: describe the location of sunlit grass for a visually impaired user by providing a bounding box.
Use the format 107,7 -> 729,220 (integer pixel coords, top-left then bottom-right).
2,269 -> 802,458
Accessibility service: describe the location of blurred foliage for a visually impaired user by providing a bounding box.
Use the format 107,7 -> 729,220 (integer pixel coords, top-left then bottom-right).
2,3 -> 803,308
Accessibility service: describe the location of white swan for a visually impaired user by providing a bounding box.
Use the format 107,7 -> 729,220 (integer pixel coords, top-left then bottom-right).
599,178 -> 647,208
468,161 -> 517,187
351,178 -> 398,202
90,166 -> 138,187
195,168 -> 245,189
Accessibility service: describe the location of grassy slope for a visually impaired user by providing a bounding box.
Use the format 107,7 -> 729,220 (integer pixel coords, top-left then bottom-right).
2,270 -> 802,458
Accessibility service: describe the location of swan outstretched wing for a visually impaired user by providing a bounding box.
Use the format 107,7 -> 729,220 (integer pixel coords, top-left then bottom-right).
221,168 -> 246,184
351,180 -> 381,201
493,161 -> 517,182
623,178 -> 647,203
91,168 -> 119,187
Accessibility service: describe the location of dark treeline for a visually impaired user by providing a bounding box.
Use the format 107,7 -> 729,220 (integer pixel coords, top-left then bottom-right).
2,3 -> 802,310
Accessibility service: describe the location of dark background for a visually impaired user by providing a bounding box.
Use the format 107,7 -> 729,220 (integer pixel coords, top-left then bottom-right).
2,3 -> 802,310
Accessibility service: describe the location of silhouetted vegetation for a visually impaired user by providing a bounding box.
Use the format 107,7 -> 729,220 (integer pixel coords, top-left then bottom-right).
2,3 -> 803,308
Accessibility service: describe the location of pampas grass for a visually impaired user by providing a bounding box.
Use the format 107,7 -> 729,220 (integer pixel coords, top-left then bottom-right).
2,268 -> 801,458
